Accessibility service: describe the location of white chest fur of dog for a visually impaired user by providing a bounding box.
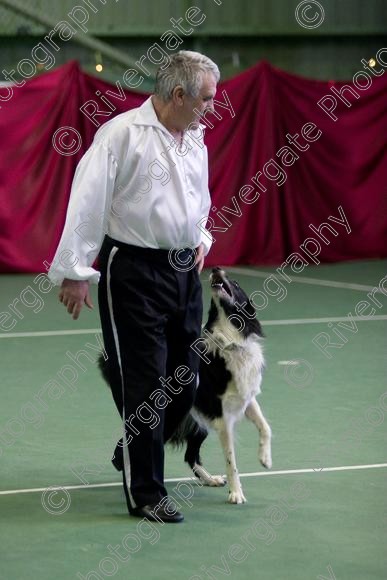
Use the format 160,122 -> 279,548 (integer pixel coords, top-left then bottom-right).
208,309 -> 265,418
172,268 -> 272,505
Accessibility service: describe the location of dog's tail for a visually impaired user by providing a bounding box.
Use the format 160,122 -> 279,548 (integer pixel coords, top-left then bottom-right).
168,413 -> 201,448
98,353 -> 111,387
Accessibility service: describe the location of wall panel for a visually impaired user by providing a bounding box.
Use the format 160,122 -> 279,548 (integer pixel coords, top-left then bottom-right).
0,0 -> 386,35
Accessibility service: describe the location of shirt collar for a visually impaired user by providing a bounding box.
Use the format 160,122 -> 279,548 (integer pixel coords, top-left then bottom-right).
132,96 -> 171,136
133,96 -> 206,137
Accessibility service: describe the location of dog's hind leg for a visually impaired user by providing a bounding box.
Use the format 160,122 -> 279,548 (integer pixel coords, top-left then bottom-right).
245,398 -> 272,469
185,428 -> 226,487
216,418 -> 246,504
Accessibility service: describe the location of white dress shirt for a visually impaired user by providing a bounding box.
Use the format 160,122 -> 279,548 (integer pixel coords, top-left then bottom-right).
48,96 -> 212,285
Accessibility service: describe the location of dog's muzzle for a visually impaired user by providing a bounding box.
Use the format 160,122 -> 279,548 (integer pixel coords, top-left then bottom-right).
209,267 -> 233,299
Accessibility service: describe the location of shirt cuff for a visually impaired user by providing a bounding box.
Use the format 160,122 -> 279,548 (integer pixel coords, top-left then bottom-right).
200,231 -> 213,256
47,266 -> 100,286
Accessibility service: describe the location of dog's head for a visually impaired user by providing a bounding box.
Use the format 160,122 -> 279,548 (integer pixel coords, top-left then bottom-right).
205,267 -> 263,339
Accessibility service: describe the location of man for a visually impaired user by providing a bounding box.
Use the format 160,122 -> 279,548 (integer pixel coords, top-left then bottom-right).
48,51 -> 219,523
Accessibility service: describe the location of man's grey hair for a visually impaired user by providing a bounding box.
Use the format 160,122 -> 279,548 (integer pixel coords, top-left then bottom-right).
154,50 -> 220,101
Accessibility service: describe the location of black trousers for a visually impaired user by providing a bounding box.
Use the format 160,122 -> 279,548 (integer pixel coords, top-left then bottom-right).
98,236 -> 203,511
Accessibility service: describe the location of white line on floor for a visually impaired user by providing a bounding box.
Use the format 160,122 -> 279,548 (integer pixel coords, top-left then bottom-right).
224,267 -> 384,292
0,329 -> 102,338
1,314 -> 386,339
1,463 -> 386,496
263,315 -> 387,325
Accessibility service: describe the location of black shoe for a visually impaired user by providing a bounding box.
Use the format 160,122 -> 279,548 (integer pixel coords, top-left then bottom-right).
130,499 -> 184,523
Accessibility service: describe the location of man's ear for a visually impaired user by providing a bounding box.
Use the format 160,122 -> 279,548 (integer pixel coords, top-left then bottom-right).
171,85 -> 185,106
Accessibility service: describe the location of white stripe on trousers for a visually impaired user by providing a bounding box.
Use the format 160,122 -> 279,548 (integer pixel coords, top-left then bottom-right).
106,246 -> 136,508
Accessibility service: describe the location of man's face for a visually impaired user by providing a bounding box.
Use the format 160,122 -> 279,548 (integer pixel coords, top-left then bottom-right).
181,72 -> 217,130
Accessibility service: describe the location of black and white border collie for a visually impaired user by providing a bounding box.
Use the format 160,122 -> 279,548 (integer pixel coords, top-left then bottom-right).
171,267 -> 272,504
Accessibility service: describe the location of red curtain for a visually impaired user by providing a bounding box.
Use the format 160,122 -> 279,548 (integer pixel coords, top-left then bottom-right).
0,60 -> 386,273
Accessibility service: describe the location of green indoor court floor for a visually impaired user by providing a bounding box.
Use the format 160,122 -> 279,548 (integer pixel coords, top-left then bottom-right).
0,260 -> 386,580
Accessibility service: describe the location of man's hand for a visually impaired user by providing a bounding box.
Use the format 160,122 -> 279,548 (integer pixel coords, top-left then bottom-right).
59,279 -> 93,320
195,243 -> 205,274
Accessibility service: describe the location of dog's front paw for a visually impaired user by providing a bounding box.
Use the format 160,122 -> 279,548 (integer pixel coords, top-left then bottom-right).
207,475 -> 227,487
259,444 -> 272,469
228,489 -> 247,504
193,465 -> 227,487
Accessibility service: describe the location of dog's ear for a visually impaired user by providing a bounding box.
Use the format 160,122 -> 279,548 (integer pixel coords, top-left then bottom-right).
244,299 -> 265,338
203,299 -> 219,333
245,298 -> 257,318
252,319 -> 265,338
